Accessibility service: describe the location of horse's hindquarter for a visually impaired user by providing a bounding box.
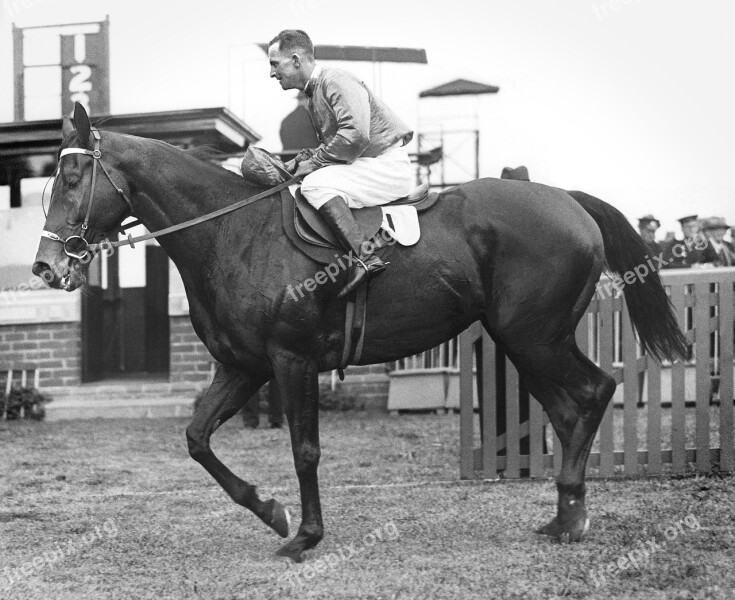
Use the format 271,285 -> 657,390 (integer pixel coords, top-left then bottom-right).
356,179 -> 605,363
458,179 -> 604,282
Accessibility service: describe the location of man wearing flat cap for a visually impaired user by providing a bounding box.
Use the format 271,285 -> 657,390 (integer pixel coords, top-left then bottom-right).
701,217 -> 735,267
637,214 -> 662,258
663,214 -> 707,268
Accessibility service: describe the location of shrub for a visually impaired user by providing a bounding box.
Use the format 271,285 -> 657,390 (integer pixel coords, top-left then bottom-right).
0,387 -> 53,421
261,381 -> 360,411
317,384 -> 361,411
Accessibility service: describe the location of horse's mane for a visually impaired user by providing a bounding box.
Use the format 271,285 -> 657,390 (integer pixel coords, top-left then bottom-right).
142,138 -> 249,184
143,138 -> 231,164
183,144 -> 234,163
61,125 -> 251,186
91,116 -> 234,164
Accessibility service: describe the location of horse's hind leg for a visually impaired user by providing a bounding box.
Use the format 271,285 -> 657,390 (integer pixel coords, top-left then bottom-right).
518,346 -> 615,542
186,364 -> 290,538
270,348 -> 323,562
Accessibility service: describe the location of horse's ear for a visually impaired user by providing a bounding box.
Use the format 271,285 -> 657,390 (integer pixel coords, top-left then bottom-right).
62,116 -> 74,138
73,102 -> 92,148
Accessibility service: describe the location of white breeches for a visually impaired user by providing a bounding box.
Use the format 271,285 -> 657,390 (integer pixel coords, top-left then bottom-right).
300,143 -> 413,210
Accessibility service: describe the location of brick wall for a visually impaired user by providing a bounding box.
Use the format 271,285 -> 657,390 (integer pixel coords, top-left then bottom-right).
169,316 -> 215,384
169,316 -> 390,407
0,322 -> 81,387
320,364 -> 390,410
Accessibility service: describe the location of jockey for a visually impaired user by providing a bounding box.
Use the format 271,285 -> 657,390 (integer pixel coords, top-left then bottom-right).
268,29 -> 414,298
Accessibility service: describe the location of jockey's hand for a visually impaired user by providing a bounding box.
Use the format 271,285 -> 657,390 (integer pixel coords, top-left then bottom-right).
284,158 -> 297,174
296,148 -> 317,162
294,160 -> 318,181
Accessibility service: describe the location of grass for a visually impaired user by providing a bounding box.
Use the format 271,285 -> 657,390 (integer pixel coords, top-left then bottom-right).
0,412 -> 734,599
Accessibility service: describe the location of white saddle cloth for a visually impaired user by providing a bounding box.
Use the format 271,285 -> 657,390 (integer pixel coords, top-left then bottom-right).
380,205 -> 420,246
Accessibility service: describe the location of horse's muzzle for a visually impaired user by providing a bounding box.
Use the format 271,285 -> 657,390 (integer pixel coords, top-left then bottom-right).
32,261 -> 86,291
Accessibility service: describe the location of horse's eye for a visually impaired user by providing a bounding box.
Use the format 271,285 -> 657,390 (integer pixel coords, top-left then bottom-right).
67,178 -> 80,189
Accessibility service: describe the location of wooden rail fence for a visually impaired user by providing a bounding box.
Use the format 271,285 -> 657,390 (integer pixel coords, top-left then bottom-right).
452,268 -> 735,478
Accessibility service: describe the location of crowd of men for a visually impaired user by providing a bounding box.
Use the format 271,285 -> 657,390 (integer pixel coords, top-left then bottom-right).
637,214 -> 735,269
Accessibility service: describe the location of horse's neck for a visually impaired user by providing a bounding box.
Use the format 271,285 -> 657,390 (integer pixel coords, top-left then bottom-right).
128,141 -> 262,222
121,138 -> 268,265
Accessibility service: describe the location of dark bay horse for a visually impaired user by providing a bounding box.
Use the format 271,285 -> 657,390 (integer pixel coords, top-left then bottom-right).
33,104 -> 687,561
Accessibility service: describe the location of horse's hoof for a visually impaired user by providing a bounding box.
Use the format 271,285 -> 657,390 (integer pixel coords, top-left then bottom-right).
276,540 -> 305,563
265,499 -> 290,538
535,516 -> 589,542
275,529 -> 323,562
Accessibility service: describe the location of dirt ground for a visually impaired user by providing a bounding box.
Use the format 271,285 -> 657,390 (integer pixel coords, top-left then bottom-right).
1,412 -> 733,600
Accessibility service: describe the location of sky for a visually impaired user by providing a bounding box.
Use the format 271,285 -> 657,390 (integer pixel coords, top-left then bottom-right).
1,0 -> 733,237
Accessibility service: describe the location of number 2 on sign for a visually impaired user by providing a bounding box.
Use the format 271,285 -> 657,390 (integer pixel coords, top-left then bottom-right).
69,65 -> 92,114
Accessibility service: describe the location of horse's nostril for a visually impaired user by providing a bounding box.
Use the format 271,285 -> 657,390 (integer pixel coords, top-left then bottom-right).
32,262 -> 50,276
32,262 -> 53,282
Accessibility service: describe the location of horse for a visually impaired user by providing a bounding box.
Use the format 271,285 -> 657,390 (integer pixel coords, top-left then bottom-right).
33,103 -> 687,562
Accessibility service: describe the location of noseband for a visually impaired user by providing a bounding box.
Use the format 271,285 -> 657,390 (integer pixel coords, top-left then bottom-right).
41,127 -> 134,261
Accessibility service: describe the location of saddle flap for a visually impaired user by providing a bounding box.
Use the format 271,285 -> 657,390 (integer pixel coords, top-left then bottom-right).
293,190 -> 383,249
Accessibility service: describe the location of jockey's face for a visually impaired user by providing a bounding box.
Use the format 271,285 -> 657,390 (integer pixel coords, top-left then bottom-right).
268,44 -> 307,91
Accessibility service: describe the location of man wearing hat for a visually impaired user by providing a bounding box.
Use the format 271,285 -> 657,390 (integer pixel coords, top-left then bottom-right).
500,166 -> 530,182
701,217 -> 735,267
637,214 -> 662,258
663,215 -> 707,268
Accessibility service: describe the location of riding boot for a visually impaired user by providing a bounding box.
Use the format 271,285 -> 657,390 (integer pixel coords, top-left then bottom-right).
317,197 -> 387,298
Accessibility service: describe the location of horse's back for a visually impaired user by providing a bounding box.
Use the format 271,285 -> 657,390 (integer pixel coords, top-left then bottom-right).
440,178 -> 599,244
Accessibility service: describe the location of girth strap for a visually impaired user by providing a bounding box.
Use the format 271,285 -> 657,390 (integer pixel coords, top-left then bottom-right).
339,283 -> 369,375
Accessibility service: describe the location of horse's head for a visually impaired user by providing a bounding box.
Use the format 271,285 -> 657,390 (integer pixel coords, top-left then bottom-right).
32,103 -> 134,291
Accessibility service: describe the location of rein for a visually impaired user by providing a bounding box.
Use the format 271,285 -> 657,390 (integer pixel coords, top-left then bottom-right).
89,178 -> 297,252
42,127 -> 297,257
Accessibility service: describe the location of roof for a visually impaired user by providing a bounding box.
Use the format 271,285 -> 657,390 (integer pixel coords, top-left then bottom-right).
258,44 -> 427,64
0,107 -> 261,183
419,78 -> 500,98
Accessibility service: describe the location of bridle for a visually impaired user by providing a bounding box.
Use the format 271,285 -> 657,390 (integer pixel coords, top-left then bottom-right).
41,127 -> 134,262
41,128 -> 297,262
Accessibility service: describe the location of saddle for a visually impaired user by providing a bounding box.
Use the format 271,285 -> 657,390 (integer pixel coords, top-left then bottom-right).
281,183 -> 440,265
279,183 -> 441,372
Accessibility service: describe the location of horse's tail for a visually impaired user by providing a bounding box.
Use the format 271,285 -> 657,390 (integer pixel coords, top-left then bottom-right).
568,190 -> 688,362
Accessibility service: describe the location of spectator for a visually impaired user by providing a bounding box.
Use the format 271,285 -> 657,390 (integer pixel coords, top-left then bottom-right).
637,214 -> 662,258
500,166 -> 530,181
701,217 -> 735,267
241,380 -> 284,429
663,214 -> 707,268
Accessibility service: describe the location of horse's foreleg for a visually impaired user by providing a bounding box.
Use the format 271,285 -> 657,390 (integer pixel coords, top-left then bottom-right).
270,349 -> 323,562
185,364 -> 290,538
